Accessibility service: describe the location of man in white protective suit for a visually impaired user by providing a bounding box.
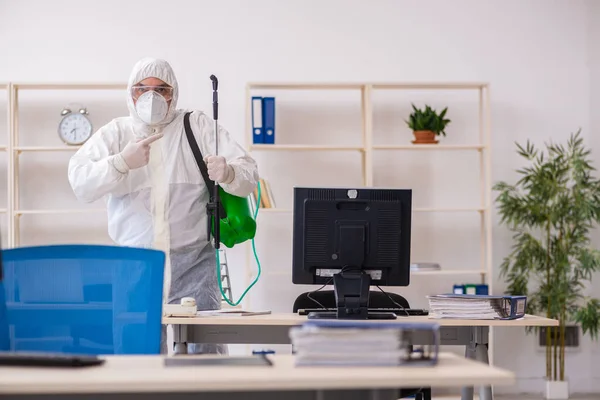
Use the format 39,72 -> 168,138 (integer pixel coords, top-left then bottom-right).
68,57 -> 259,354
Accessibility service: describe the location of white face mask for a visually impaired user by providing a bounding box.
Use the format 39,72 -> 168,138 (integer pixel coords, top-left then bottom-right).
135,91 -> 169,125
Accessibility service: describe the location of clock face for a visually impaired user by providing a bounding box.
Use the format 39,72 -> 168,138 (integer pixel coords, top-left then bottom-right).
58,113 -> 93,145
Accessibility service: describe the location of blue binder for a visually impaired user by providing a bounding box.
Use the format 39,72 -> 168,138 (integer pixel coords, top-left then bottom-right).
453,284 -> 464,294
476,284 -> 489,295
452,284 -> 489,295
262,97 -> 275,144
251,96 -> 264,144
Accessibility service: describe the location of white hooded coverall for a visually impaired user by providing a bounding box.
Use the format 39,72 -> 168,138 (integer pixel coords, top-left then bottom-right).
68,58 -> 258,354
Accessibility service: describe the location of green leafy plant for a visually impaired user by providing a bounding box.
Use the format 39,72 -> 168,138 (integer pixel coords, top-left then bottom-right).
405,104 -> 451,136
494,129 -> 600,383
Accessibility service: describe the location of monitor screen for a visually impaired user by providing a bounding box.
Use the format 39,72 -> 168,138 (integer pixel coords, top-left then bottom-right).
292,187 -> 412,288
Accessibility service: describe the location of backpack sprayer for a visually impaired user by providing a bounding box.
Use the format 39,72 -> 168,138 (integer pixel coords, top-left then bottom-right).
207,75 -> 261,307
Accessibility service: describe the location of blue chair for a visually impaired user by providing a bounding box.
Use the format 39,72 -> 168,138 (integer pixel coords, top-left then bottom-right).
0,244 -> 165,355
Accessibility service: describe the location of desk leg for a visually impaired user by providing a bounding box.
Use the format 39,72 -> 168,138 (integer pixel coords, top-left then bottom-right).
172,324 -> 188,355
460,342 -> 476,400
475,340 -> 493,400
461,327 -> 492,400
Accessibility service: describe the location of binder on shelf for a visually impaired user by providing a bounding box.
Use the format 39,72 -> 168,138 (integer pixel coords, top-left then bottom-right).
259,178 -> 272,208
451,284 -> 488,295
453,284 -> 464,294
251,96 -> 264,144
249,178 -> 276,211
262,97 -> 275,144
476,284 -> 489,295
264,180 -> 276,208
464,284 -> 477,295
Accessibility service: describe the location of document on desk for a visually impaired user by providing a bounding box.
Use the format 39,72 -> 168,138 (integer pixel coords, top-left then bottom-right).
427,294 -> 527,320
196,310 -> 272,317
290,320 -> 439,367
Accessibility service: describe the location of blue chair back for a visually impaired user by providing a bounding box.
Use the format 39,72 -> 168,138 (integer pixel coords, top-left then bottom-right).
0,245 -> 165,355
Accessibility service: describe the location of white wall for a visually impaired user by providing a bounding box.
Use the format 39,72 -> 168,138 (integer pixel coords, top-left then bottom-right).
585,0 -> 600,393
0,0 -> 599,395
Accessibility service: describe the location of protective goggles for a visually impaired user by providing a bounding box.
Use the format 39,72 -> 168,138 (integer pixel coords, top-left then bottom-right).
131,85 -> 174,100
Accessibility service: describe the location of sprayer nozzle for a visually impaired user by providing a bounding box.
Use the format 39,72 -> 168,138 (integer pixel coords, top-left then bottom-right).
210,75 -> 218,91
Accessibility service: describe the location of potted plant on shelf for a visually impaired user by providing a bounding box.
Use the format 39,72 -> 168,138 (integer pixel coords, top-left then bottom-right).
405,103 -> 451,144
494,130 -> 600,400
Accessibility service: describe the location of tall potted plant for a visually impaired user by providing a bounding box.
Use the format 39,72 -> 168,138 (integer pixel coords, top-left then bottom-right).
494,130 -> 600,399
405,103 -> 450,144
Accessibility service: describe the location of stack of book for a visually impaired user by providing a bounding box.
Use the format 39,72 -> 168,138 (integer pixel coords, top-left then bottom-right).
248,178 -> 276,211
289,320 -> 439,367
427,294 -> 527,320
410,262 -> 441,272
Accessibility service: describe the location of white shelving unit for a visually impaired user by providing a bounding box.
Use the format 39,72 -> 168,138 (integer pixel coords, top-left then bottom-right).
8,83 -> 127,247
244,81 -> 492,287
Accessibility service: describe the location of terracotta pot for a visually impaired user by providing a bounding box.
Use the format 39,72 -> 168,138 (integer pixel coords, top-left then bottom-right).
412,130 -> 438,144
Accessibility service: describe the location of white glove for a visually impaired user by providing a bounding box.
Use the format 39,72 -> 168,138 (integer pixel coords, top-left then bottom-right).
120,134 -> 164,170
205,155 -> 234,184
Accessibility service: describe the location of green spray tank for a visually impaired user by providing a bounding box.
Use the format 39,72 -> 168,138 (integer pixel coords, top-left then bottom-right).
210,186 -> 257,248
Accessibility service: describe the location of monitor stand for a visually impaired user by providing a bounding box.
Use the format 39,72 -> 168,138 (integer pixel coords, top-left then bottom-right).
307,269 -> 396,320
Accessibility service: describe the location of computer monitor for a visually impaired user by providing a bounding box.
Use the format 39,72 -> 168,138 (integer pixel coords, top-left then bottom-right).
292,187 -> 412,320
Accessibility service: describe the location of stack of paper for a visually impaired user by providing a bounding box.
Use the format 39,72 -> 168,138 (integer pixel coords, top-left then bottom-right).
197,309 -> 271,317
427,294 -> 525,320
289,320 -> 439,367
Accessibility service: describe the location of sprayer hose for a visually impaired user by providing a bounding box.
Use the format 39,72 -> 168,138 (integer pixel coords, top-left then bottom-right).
216,181 -> 262,307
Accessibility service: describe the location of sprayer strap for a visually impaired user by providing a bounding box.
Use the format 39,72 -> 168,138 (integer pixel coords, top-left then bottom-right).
183,111 -> 226,217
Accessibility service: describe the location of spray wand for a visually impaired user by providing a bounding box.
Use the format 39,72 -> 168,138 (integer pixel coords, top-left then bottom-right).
206,74 -> 221,250
209,74 -> 262,307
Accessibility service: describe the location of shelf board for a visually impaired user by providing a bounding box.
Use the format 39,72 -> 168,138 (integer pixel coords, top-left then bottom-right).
371,82 -> 487,90
14,146 -> 81,152
15,209 -> 105,215
246,82 -> 488,90
248,82 -> 363,90
414,207 -> 486,213
255,269 -> 486,278
0,209 -> 7,213
411,269 -> 487,276
256,208 -> 291,213
249,144 -> 364,152
373,144 -> 485,151
13,83 -> 127,90
257,207 -> 486,213
0,146 -> 7,151
16,144 -> 487,152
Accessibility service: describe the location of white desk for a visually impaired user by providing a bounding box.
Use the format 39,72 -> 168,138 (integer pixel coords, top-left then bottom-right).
163,313 -> 558,400
0,353 -> 515,400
